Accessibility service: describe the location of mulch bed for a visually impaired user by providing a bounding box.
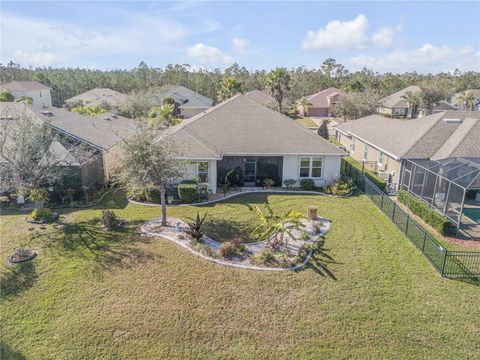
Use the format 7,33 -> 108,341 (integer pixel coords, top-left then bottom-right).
8,248 -> 37,264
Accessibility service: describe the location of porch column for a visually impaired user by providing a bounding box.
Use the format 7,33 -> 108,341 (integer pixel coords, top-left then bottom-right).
208,160 -> 217,193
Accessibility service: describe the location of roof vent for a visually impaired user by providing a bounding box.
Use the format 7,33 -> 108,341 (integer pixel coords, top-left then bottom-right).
40,111 -> 54,117
103,116 -> 111,121
444,118 -> 462,123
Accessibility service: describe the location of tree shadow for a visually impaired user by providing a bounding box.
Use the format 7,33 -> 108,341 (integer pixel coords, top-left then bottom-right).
1,261 -> 38,299
0,342 -> 26,360
304,237 -> 340,280
204,218 -> 255,242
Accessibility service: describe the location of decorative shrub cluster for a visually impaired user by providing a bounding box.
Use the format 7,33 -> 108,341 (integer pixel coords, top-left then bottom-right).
178,183 -> 198,203
127,187 -> 163,203
101,210 -> 118,230
299,179 -> 315,191
324,179 -> 354,196
397,190 -> 451,235
263,178 -> 275,188
30,208 -> 54,221
186,212 -> 207,241
283,179 -> 297,189
190,240 -> 218,259
251,249 -> 275,266
219,239 -> 245,259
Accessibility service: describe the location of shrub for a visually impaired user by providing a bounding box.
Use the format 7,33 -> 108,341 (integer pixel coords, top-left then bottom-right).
105,200 -> 117,208
342,157 -> 387,191
263,178 -> 275,188
127,186 -> 162,203
102,209 -> 118,230
397,190 -> 451,235
219,240 -> 245,259
299,179 -> 315,191
186,212 -> 207,241
251,249 -> 275,266
30,208 -> 41,220
178,183 -> 198,203
31,208 -> 54,221
325,179 -> 354,196
283,179 -> 296,189
0,90 -> 14,102
190,240 -> 218,258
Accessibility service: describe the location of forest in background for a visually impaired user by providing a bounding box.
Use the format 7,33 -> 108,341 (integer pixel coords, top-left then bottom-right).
1,59 -> 479,106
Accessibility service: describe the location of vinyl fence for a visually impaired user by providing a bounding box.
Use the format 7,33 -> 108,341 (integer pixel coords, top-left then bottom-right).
341,159 -> 480,279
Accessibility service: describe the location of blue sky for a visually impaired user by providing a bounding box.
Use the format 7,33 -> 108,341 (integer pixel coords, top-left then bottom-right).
1,1 -> 479,73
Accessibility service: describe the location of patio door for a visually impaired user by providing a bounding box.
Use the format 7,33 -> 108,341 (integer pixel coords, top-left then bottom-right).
244,160 -> 256,185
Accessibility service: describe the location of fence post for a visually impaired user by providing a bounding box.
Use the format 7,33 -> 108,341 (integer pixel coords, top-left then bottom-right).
380,195 -> 384,210
441,250 -> 448,277
392,202 -> 396,220
405,215 -> 410,234
422,231 -> 427,253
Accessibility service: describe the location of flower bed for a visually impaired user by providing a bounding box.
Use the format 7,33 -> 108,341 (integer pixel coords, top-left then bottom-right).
7,248 -> 37,263
26,211 -> 59,224
141,217 -> 331,271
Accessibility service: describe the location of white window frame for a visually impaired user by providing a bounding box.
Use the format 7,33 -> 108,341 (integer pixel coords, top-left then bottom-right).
351,137 -> 356,153
378,151 -> 384,166
299,156 -> 323,179
196,161 -> 209,183
363,144 -> 368,161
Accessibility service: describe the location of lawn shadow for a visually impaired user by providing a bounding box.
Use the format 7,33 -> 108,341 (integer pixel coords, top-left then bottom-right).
305,237 -> 340,280
0,342 -> 26,360
1,261 -> 38,299
204,218 -> 255,242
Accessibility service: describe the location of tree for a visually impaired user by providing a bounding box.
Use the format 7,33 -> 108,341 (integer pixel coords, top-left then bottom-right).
147,104 -> 176,127
266,68 -> 291,113
118,89 -> 156,119
116,128 -> 185,226
419,86 -> 446,115
16,96 -> 33,104
217,76 -> 242,102
317,120 -> 329,140
331,91 -> 379,120
0,90 -> 14,102
455,90 -> 476,111
401,90 -> 422,118
298,96 -> 312,117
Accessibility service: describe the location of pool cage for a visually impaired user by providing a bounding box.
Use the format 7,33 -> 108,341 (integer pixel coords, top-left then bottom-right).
400,157 -> 480,235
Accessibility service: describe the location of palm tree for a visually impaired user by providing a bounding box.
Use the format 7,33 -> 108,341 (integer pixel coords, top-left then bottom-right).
217,76 -> 242,102
298,96 -> 312,116
16,96 -> 34,104
455,91 -> 476,111
266,68 -> 291,113
401,91 -> 421,118
147,103 -> 175,127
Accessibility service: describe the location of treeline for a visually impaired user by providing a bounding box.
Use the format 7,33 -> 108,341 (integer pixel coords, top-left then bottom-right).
1,59 -> 479,107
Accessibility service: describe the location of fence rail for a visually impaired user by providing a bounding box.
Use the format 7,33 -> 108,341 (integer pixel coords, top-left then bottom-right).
341,159 -> 480,279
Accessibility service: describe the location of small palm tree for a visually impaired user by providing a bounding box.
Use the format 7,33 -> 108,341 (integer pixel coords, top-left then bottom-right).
218,76 -> 242,102
455,91 -> 476,111
16,96 -> 34,105
266,68 -> 291,113
147,103 -> 175,127
299,96 -> 312,117
401,91 -> 421,118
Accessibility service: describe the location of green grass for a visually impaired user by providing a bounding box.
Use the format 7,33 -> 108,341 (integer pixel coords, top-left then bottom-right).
1,192 -> 479,359
295,117 -> 318,128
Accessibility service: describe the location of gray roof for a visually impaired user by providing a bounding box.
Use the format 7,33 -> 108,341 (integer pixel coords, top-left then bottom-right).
245,90 -> 276,107
1,80 -> 50,91
34,107 -> 137,150
65,88 -> 127,107
378,85 -> 421,109
336,111 -> 480,159
162,94 -> 346,160
155,85 -> 213,109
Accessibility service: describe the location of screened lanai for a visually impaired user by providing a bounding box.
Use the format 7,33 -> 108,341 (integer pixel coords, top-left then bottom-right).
400,157 -> 480,237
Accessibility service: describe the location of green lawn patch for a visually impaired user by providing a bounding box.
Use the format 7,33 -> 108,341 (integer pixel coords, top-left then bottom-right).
295,117 -> 318,128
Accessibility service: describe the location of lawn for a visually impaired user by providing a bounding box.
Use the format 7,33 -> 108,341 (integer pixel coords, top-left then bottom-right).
1,192 -> 479,359
295,117 -> 318,128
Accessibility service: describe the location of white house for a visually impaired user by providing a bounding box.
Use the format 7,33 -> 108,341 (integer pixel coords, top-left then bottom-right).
161,94 -> 346,193
1,80 -> 52,107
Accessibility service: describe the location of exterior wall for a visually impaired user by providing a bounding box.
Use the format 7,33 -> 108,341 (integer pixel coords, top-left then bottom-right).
179,160 -> 217,193
180,107 -> 209,118
102,145 -> 123,181
308,107 -> 330,117
282,155 -> 342,188
11,89 -> 52,107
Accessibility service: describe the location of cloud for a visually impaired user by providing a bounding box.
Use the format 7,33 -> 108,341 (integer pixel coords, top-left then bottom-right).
302,14 -> 401,50
350,44 -> 480,73
232,37 -> 251,54
187,43 -> 234,65
13,50 -> 59,67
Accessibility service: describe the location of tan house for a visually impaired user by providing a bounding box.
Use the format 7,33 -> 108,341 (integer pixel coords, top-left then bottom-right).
377,85 -> 424,118
155,85 -> 213,118
335,111 -> 480,189
64,88 -> 127,108
299,87 -> 345,117
1,80 -> 52,107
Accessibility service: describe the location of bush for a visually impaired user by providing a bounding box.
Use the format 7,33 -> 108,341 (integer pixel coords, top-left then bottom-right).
219,240 -> 245,259
325,179 -> 354,196
397,190 -> 451,235
178,183 -> 198,203
299,179 -> 315,191
127,186 -> 162,203
283,179 -> 297,189
102,209 -> 118,230
105,200 -> 117,208
342,157 -> 387,191
263,178 -> 275,188
186,212 -> 207,241
31,208 -> 54,221
190,240 -> 218,259
251,249 -> 275,266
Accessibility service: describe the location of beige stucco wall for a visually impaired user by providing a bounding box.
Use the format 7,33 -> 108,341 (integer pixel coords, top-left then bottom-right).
180,107 -> 209,118
282,155 -> 342,188
11,89 -> 52,107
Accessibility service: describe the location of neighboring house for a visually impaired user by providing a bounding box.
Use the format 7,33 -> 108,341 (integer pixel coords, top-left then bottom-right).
245,90 -> 277,109
299,87 -> 345,117
1,80 -> 52,107
161,94 -> 346,193
377,85 -> 424,118
447,90 -> 480,111
433,100 -> 458,112
335,110 -> 480,189
64,88 -> 127,108
155,85 -> 214,118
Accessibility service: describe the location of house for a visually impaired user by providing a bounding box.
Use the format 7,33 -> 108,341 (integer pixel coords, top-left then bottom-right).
161,94 -> 346,193
245,90 -> 277,109
377,85 -> 424,118
299,87 -> 345,117
1,80 -> 52,107
155,85 -> 214,118
447,90 -> 480,111
335,111 -> 480,189
64,88 -> 127,109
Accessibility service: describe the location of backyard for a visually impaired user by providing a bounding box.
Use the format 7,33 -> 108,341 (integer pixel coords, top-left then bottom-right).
1,191 -> 479,359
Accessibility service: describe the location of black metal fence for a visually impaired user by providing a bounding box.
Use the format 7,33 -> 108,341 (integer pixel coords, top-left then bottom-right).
341,159 -> 480,279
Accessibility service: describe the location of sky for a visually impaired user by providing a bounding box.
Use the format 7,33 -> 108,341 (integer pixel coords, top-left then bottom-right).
1,1 -> 479,73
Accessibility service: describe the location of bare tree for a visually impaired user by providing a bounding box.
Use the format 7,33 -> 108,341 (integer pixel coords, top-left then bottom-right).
115,128 -> 185,226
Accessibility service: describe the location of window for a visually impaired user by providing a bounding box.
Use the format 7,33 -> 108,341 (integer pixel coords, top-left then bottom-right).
378,151 -> 384,165
351,138 -> 356,152
299,157 -> 322,178
197,162 -> 208,183
363,144 -> 368,160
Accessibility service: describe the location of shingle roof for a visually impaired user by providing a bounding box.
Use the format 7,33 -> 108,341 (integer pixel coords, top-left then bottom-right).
245,90 -> 276,107
35,107 -> 137,150
155,85 -> 213,109
378,85 -> 421,109
1,80 -> 50,91
335,111 -> 480,159
162,94 -> 346,159
305,87 -> 345,108
65,88 -> 127,107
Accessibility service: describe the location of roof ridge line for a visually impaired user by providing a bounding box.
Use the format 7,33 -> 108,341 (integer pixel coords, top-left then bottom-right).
403,111 -> 447,157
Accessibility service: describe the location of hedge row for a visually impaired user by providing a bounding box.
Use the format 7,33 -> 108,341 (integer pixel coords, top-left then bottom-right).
397,190 -> 451,235
342,157 -> 387,191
